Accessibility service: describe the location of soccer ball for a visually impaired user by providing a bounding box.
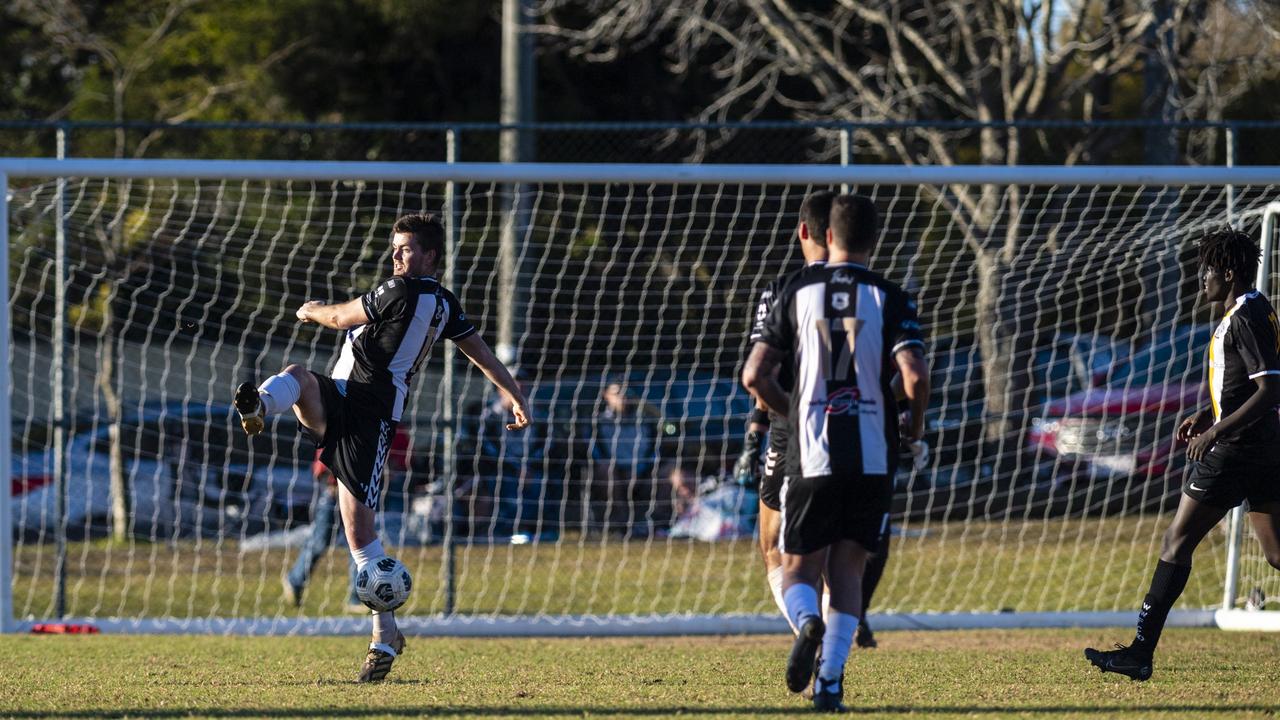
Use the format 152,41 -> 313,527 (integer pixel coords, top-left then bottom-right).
355,556 -> 412,612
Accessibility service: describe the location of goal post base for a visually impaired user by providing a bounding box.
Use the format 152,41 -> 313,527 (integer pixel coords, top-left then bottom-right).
6,610 -> 1241,636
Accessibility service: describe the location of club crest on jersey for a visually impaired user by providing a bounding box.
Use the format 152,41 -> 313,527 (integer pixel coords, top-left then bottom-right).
831,292 -> 850,311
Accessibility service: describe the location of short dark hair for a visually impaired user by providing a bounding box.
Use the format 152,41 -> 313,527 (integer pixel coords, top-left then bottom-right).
392,213 -> 446,265
799,191 -> 837,245
1198,226 -> 1260,287
828,194 -> 878,251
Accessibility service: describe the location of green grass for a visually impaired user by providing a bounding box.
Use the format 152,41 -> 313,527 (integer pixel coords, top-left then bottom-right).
12,516 -> 1232,619
2,629 -> 1279,718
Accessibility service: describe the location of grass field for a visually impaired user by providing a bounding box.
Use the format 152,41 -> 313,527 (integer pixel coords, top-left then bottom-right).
10,516 -> 1235,619
3,629 -> 1279,718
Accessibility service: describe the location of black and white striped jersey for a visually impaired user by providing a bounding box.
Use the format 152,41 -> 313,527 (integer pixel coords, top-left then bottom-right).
331,275 -> 476,421
1207,290 -> 1280,446
758,262 -> 924,479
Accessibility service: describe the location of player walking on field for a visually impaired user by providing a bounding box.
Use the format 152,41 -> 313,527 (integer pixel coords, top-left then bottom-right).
743,194 -> 929,712
737,189 -> 898,650
738,190 -> 831,635
1086,228 -> 1280,682
234,213 -> 530,682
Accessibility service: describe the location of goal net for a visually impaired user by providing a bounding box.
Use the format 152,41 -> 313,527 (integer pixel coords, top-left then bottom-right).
3,160 -> 1279,634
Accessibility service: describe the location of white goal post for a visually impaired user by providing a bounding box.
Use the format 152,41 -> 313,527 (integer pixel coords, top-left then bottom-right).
5,158 -> 1280,636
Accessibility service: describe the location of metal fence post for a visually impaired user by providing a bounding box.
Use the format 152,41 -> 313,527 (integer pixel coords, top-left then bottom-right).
0,171 -> 13,632
839,126 -> 852,194
53,123 -> 69,619
1227,124 -> 1238,227
442,127 -> 459,616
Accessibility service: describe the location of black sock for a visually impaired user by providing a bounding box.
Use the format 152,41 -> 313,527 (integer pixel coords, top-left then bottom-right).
860,539 -> 891,621
1132,560 -> 1191,654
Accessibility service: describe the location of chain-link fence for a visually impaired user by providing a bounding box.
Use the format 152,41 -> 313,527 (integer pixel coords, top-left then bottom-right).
5,120 -> 1280,165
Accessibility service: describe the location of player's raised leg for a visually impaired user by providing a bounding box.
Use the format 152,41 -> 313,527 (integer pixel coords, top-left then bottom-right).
233,364 -> 326,438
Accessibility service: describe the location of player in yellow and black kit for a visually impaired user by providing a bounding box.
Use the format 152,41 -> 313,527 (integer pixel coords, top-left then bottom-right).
1086,227 -> 1280,681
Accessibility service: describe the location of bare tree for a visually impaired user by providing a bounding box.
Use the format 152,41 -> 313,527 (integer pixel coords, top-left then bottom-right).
534,0 -> 1280,452
17,0 -> 303,539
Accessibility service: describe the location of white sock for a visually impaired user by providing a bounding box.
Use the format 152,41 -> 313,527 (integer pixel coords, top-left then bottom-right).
783,583 -> 821,632
350,538 -> 385,567
257,371 -> 301,416
818,609 -> 858,691
351,538 -> 397,647
371,609 -> 398,650
768,566 -> 797,634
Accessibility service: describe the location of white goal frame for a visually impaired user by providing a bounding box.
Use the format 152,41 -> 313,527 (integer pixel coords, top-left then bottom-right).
4,157 -> 1280,636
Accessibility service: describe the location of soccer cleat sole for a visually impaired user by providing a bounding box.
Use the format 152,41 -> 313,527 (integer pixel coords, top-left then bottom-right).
357,631 -> 407,683
1084,647 -> 1152,682
786,617 -> 824,693
233,382 -> 264,436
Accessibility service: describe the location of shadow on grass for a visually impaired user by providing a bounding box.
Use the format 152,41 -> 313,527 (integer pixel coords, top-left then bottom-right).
7,705 -> 1280,718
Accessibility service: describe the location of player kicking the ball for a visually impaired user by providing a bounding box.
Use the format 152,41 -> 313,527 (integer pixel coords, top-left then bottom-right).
234,213 -> 529,682
1086,227 -> 1280,681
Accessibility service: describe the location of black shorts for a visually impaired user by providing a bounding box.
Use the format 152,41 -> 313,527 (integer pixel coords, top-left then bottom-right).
779,473 -> 892,555
309,372 -> 397,509
1184,443 -> 1280,510
759,418 -> 789,512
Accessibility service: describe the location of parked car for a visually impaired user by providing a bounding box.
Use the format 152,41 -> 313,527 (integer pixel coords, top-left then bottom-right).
1026,325 -> 1213,514
11,402 -> 316,540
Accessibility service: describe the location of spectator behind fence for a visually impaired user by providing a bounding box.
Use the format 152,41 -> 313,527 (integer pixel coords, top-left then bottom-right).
587,379 -> 665,537
457,373 -> 565,539
666,461 -> 758,542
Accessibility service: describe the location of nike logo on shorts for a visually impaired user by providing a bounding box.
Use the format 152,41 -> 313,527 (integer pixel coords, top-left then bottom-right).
1189,482 -> 1207,492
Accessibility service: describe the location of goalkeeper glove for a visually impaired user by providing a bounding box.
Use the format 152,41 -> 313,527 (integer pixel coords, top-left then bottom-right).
733,429 -> 764,488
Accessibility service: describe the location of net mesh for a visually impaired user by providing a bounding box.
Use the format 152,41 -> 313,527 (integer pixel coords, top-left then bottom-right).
6,169 -> 1277,628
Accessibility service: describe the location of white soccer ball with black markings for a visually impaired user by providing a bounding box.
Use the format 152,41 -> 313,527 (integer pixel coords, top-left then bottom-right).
355,556 -> 412,612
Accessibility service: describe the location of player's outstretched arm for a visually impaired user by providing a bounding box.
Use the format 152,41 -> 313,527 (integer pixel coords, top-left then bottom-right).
295,298 -> 369,330
454,334 -> 531,430
894,346 -> 929,441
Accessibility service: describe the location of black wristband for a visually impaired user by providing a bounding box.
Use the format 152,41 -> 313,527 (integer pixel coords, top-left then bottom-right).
750,407 -> 771,427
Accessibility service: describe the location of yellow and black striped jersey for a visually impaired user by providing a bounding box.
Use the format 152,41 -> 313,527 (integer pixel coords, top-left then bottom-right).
1207,290 -> 1280,447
